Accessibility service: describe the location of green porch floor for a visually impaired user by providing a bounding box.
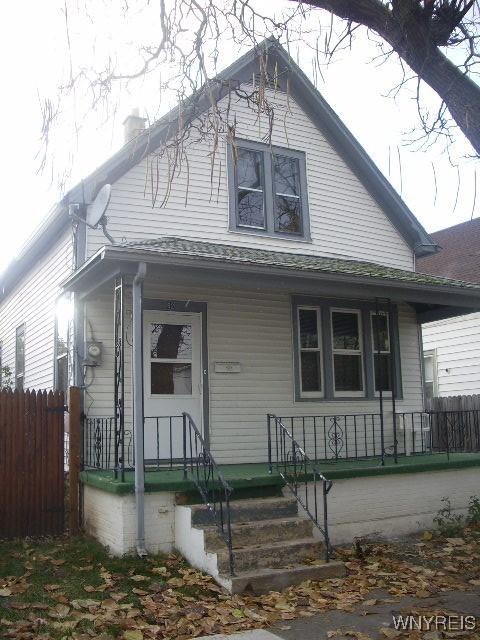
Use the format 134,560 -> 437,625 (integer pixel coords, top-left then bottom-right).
80,452 -> 480,496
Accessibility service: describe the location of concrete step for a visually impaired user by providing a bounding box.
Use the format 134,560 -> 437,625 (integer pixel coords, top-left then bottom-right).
190,496 -> 298,526
217,537 -> 325,573
222,561 -> 346,594
203,517 -> 314,551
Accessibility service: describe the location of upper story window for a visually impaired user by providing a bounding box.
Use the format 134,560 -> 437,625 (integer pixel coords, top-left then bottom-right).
15,324 -> 25,391
229,140 -> 310,240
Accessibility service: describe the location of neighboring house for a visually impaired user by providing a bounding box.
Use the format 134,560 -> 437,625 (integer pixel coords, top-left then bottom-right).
419,218 -> 480,398
2,41 -> 480,591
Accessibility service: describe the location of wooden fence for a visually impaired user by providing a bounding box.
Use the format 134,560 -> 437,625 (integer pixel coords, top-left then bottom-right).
427,394 -> 480,452
0,389 -> 66,538
428,394 -> 480,412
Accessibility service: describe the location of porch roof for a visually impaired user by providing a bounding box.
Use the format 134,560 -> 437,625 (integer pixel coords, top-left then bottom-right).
62,236 -> 480,322
121,237 -> 479,289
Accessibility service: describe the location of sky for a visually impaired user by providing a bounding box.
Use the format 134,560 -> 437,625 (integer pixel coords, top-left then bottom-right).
0,1 -> 478,275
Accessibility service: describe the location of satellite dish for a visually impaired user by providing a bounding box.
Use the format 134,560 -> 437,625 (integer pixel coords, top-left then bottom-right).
87,184 -> 111,228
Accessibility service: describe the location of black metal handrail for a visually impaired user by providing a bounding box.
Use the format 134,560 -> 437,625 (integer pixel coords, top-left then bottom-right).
268,414 -> 332,562
182,412 -> 235,575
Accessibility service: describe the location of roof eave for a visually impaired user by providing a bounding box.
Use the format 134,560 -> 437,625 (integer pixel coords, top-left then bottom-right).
61,245 -> 480,310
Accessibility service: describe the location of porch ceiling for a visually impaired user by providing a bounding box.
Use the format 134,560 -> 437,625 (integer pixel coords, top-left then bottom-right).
62,237 -> 480,322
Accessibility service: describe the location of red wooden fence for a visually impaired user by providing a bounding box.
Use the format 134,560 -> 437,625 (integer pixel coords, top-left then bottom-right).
0,389 -> 65,538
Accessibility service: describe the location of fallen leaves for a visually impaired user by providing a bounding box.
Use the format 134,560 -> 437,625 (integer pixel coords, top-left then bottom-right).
1,526 -> 480,640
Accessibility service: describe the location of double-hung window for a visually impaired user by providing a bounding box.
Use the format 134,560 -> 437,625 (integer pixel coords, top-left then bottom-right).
55,295 -> 73,393
293,298 -> 402,401
236,148 -> 265,230
298,307 -> 323,397
331,310 -> 364,395
371,312 -> 391,392
423,349 -> 437,400
230,140 -> 309,239
15,324 -> 25,391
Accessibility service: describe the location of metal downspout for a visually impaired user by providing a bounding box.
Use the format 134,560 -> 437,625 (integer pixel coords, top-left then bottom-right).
133,262 -> 147,557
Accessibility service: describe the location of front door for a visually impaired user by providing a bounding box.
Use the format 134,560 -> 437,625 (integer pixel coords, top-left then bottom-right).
143,310 -> 203,461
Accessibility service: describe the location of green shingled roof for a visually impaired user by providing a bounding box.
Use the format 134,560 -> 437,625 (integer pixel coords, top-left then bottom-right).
122,236 -> 480,290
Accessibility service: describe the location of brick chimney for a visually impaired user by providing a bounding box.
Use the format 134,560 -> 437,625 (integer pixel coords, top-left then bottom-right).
123,108 -> 147,144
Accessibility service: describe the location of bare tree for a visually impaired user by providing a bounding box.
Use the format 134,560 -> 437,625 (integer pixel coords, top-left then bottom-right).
42,0 -> 479,188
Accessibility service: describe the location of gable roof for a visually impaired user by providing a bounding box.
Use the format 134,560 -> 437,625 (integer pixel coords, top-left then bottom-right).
417,218 -> 480,283
0,39 -> 436,300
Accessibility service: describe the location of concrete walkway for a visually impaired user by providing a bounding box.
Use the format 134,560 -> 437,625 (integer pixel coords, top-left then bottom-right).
197,588 -> 480,639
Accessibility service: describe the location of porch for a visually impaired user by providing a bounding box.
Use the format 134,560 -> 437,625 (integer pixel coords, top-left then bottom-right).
62,237 -> 480,590
81,452 -> 480,495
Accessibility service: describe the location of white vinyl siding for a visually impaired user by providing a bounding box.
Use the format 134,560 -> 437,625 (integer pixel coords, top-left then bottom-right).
86,87 -> 414,271
422,312 -> 480,396
0,230 -> 74,391
83,280 -> 423,464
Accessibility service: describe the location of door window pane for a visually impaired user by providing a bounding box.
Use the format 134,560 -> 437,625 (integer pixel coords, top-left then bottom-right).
273,155 -> 301,234
151,363 -> 192,395
334,354 -> 362,391
150,323 -> 192,359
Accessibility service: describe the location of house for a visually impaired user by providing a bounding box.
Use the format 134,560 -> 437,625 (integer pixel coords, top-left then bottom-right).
2,40 -> 480,593
418,218 -> 480,398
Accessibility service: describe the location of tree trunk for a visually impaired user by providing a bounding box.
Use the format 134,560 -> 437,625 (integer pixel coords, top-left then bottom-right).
384,30 -> 480,155
304,0 -> 480,154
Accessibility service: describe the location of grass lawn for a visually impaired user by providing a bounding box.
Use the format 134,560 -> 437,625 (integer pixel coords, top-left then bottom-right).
1,527 -> 480,639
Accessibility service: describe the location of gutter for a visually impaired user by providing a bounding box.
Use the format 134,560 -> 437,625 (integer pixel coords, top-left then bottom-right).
132,261 -> 147,557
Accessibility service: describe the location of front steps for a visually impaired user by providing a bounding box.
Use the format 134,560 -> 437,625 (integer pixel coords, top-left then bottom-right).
175,495 -> 345,594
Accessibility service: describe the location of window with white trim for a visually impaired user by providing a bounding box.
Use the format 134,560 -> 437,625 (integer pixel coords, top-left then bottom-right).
423,349 -> 437,400
15,324 -> 25,391
371,311 -> 392,392
298,307 -> 323,397
55,294 -> 73,393
229,140 -> 310,239
331,310 -> 364,395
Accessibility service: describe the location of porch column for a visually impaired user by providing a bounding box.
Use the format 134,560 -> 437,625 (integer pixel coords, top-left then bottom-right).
133,262 -> 147,556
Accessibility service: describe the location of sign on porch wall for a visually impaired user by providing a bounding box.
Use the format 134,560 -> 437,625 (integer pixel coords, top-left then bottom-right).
214,361 -> 241,373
